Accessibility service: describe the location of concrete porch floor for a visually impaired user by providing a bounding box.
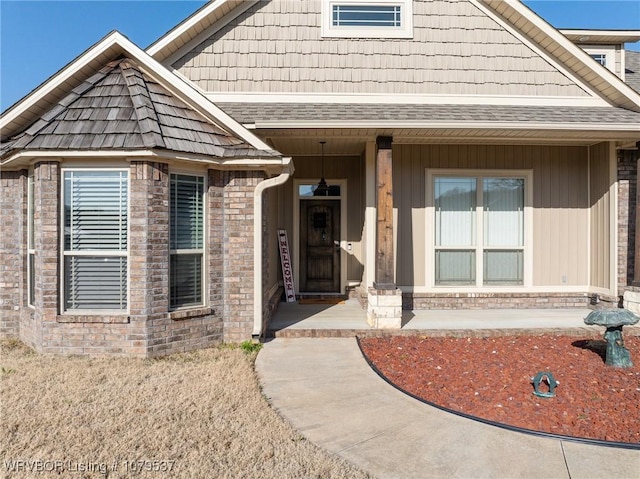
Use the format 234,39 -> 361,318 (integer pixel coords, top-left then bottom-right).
267,299 -> 610,337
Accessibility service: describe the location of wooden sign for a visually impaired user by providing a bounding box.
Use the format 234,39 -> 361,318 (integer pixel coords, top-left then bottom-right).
277,229 -> 296,302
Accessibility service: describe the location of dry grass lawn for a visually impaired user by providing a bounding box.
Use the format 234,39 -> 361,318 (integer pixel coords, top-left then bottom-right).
1,340 -> 370,478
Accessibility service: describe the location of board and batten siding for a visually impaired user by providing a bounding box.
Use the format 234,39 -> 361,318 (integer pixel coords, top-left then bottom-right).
393,144 -> 591,288
589,142 -> 614,291
173,0 -> 588,97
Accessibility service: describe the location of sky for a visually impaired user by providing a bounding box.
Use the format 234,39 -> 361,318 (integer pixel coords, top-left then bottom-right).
1,0 -> 639,112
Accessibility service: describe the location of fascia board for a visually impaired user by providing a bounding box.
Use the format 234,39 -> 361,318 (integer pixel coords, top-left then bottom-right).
481,0 -> 640,111
207,92 -> 610,107
146,0 -> 230,59
153,1 -> 259,67
1,149 -> 286,169
251,121 -> 640,132
1,31 -> 274,153
147,0 -> 257,66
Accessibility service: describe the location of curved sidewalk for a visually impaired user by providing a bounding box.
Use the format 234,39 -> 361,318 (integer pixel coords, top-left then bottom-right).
256,338 -> 640,479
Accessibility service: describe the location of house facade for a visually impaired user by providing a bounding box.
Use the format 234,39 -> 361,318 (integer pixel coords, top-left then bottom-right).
2,0 -> 640,356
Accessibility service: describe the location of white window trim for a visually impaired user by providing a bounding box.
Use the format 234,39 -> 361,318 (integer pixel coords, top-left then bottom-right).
425,169 -> 533,291
60,168 -> 130,314
169,170 -> 207,311
321,0 -> 413,39
582,46 -> 616,74
293,178 -> 348,294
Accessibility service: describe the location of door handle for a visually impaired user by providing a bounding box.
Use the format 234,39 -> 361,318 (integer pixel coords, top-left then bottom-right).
333,240 -> 340,248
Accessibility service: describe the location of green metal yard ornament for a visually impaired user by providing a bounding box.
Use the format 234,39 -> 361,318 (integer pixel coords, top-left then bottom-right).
584,309 -> 639,368
531,371 -> 559,398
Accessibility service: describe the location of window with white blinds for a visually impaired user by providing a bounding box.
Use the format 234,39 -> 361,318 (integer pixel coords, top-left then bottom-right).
434,175 -> 525,286
170,174 -> 204,309
63,170 -> 128,310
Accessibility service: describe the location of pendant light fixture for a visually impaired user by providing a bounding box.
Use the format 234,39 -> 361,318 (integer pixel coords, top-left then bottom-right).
314,140 -> 329,196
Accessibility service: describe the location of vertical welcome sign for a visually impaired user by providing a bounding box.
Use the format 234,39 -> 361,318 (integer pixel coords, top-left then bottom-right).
277,229 -> 296,303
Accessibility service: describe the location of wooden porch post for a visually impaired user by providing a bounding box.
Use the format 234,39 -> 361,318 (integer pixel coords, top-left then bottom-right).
374,136 -> 395,290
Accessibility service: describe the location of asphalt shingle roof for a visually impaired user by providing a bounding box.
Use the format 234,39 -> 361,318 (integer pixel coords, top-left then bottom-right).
1,58 -> 279,159
216,102 -> 640,126
625,50 -> 640,94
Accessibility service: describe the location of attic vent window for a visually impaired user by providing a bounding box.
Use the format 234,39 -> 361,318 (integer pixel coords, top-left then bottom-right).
322,0 -> 413,38
333,5 -> 401,27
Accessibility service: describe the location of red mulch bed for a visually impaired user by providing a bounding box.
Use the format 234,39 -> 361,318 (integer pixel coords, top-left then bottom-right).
359,334 -> 640,444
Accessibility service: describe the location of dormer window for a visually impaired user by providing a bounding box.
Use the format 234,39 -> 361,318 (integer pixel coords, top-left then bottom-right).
321,0 -> 413,38
582,46 -> 615,73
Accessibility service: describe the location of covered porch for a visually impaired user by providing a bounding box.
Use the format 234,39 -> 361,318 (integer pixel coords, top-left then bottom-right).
267,300 -> 602,337
226,102 -> 640,334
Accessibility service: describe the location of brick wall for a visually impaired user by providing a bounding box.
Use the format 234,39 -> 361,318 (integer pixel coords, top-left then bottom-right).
4,162 -> 264,355
143,163 -> 223,357
28,161 -> 61,351
214,170 -> 265,342
404,292 -> 589,310
618,152 -> 637,294
0,169 -> 26,338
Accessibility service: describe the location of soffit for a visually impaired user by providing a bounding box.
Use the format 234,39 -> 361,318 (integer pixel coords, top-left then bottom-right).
560,30 -> 640,45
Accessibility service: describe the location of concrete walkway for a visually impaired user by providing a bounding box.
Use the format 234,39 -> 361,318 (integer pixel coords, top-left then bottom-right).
256,338 -> 640,479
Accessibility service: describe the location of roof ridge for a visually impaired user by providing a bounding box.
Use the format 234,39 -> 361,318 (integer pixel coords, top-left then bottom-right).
119,58 -> 166,149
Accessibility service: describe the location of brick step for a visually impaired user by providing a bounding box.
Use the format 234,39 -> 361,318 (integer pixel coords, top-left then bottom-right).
266,327 -> 611,339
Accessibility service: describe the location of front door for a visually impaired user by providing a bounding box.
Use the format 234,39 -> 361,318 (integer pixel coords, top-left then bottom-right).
300,200 -> 341,292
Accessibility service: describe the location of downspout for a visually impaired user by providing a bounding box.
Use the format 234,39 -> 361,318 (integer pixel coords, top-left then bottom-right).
253,157 -> 294,339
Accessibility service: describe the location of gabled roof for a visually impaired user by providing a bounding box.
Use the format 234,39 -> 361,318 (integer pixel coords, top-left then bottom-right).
147,0 -> 640,113
1,57 -> 271,160
1,31 -> 281,168
480,0 -> 640,112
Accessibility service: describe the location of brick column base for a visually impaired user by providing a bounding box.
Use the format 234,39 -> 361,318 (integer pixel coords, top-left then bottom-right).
367,287 -> 402,328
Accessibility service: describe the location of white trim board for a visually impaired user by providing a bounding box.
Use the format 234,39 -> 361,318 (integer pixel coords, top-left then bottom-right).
207,93 -> 609,107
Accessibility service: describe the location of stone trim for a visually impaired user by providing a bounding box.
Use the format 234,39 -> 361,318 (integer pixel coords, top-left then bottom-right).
404,292 -> 589,310
367,287 -> 403,328
56,314 -> 130,324
169,307 -> 213,321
